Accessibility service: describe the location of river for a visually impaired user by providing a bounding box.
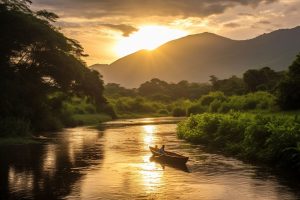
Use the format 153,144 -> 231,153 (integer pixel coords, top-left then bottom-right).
1,117 -> 300,200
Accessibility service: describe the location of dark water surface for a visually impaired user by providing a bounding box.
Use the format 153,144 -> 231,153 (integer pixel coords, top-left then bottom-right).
1,117 -> 300,200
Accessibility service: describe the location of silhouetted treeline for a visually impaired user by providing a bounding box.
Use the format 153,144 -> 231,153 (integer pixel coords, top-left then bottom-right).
0,0 -> 113,137
105,67 -> 286,101
105,80 -> 211,100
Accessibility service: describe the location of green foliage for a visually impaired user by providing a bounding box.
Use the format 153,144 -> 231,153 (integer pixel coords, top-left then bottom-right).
172,107 -> 186,117
210,75 -> 246,95
277,54 -> 300,110
187,104 -> 206,116
243,67 -> 285,92
0,118 -> 31,137
177,112 -> 300,172
200,91 -> 226,106
104,83 -> 136,98
187,91 -> 276,115
107,96 -> 192,118
72,114 -> 111,126
158,109 -> 169,115
0,1 -> 112,136
136,78 -> 211,101
62,96 -> 112,126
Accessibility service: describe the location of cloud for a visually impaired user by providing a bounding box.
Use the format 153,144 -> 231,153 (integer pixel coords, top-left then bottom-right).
258,20 -> 271,24
55,21 -> 138,36
32,0 -> 278,18
100,24 -> 138,36
223,22 -> 241,28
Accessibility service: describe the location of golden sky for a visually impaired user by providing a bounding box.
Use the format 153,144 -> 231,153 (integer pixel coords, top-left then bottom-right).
31,0 -> 300,66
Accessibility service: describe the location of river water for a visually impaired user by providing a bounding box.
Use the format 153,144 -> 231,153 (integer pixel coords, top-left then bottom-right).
1,117 -> 300,200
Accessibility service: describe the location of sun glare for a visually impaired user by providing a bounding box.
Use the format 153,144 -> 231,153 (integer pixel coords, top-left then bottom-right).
115,25 -> 187,57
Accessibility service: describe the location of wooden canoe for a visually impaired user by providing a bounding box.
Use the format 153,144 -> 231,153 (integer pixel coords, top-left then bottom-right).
149,146 -> 189,164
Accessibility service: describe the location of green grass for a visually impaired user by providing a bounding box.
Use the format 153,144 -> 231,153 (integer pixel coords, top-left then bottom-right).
72,113 -> 112,125
0,137 -> 40,145
116,113 -> 169,119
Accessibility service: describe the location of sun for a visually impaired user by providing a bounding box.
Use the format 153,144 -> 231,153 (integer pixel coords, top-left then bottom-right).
115,25 -> 187,57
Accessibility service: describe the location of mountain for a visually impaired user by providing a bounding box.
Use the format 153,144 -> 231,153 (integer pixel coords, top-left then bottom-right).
91,26 -> 300,88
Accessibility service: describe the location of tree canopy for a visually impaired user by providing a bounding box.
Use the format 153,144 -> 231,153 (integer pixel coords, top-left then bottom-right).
0,0 -> 109,133
277,54 -> 300,110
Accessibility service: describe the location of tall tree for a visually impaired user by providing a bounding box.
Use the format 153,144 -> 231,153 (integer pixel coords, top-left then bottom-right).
277,54 -> 300,110
0,0 -> 110,132
243,67 -> 284,92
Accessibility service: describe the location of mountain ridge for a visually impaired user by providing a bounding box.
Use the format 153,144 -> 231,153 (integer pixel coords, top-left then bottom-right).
91,26 -> 300,88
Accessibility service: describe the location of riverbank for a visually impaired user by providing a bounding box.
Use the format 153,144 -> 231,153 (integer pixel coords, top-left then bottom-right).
177,112 -> 300,174
0,137 -> 40,145
0,113 -> 112,145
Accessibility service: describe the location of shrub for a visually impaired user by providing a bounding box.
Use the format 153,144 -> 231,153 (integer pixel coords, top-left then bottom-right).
209,99 -> 222,113
187,103 -> 206,115
158,109 -> 169,115
200,91 -> 226,106
172,107 -> 186,117
0,118 -> 31,137
177,112 -> 300,172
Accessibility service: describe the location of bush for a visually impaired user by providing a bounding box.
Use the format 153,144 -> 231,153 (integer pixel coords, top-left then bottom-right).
209,99 -> 222,112
200,91 -> 226,106
158,109 -> 169,115
177,112 -> 300,172
0,118 -> 31,137
187,104 -> 206,115
172,107 -> 186,117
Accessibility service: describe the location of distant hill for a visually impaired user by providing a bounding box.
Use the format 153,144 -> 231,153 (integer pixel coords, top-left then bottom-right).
91,26 -> 300,88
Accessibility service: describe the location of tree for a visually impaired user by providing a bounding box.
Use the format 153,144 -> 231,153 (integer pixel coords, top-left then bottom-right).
277,54 -> 300,110
0,0 -> 110,133
138,78 -> 169,97
209,75 -> 246,95
243,67 -> 284,92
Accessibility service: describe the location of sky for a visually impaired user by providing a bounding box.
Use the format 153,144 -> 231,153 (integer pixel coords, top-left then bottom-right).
31,0 -> 300,66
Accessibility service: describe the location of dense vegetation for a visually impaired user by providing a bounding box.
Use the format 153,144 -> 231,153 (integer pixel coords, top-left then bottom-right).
177,113 -> 300,173
0,0 -> 114,138
104,65 -> 286,117
105,80 -> 203,117
176,54 -> 300,173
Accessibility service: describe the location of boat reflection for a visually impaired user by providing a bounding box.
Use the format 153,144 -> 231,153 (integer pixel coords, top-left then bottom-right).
149,156 -> 190,173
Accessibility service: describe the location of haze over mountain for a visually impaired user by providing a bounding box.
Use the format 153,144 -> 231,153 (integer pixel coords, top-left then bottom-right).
91,26 -> 300,88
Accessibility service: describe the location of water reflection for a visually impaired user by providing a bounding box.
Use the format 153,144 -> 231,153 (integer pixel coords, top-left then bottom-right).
140,155 -> 164,192
0,127 -> 104,200
1,118 -> 300,200
142,125 -> 155,147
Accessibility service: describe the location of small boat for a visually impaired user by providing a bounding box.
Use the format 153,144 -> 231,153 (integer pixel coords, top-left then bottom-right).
149,146 -> 189,165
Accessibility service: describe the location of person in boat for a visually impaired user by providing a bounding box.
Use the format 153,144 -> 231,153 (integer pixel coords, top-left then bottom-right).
158,145 -> 165,154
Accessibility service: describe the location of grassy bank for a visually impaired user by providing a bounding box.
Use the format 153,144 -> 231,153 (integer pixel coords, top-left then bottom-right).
177,112 -> 300,173
0,96 -> 112,145
71,113 -> 112,125
0,137 -> 40,145
62,96 -> 112,126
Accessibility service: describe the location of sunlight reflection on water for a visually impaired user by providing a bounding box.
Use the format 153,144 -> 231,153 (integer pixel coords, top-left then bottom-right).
140,155 -> 164,192
1,118 -> 300,200
142,125 -> 155,148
